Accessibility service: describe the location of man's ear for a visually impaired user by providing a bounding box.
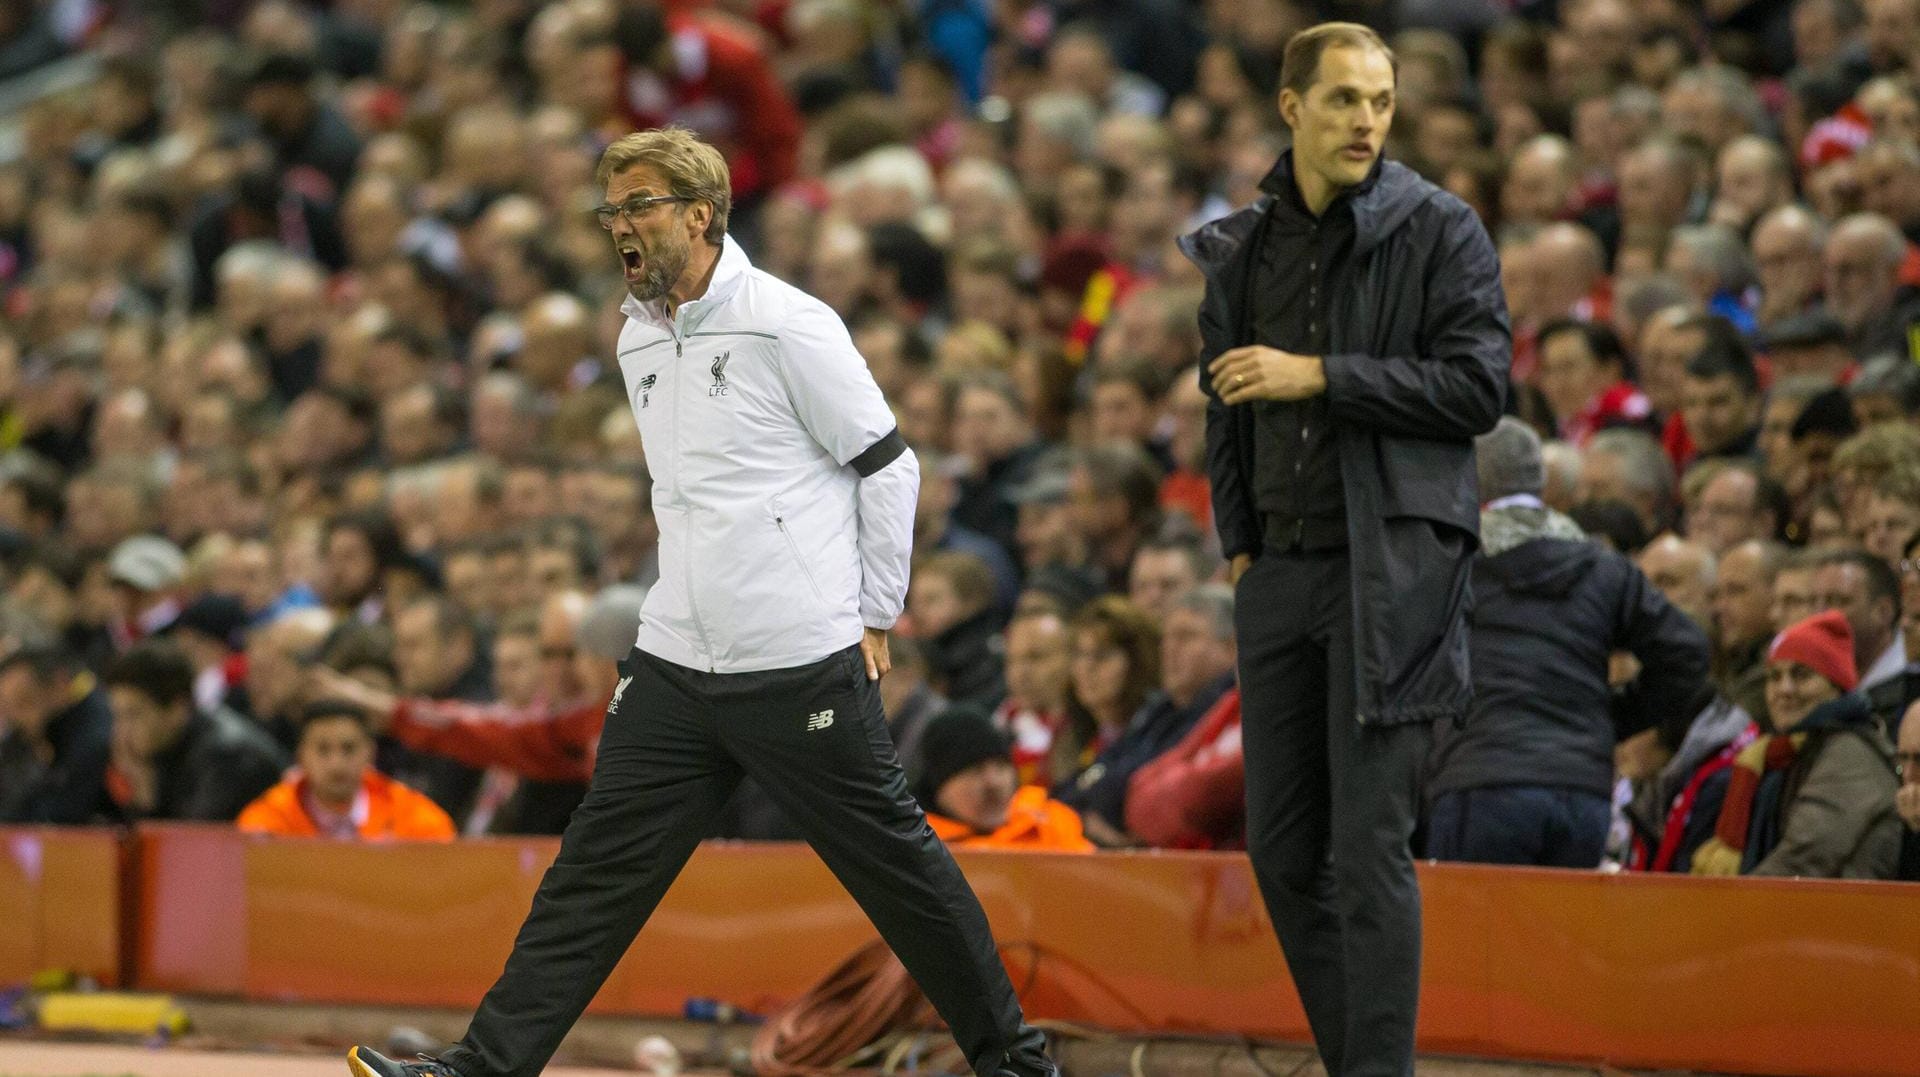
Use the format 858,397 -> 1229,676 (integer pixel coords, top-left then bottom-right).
1278,88 -> 1300,130
689,200 -> 713,239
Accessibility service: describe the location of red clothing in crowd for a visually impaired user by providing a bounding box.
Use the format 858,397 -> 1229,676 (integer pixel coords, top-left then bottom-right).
992,701 -> 1067,787
1159,468 -> 1212,532
1124,690 -> 1244,850
237,771 -> 455,841
388,695 -> 610,784
621,13 -> 801,200
1561,380 -> 1652,447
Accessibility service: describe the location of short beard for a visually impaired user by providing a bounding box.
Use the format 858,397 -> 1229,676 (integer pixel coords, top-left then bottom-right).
628,236 -> 689,303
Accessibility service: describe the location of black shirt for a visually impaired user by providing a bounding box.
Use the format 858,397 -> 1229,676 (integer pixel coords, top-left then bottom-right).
1249,167 -> 1360,550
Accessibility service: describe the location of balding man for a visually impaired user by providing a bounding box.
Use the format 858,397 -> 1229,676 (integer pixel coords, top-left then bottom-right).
1684,460 -> 1783,555
1752,204 -> 1829,328
1710,136 -> 1794,233
1665,225 -> 1757,329
1661,65 -> 1764,156
517,292 -> 597,395
1856,138 -> 1920,240
1581,427 -> 1678,535
1531,223 -> 1609,321
1824,212 -> 1920,358
1638,533 -> 1717,630
263,258 -> 328,401
245,607 -> 337,751
1618,135 -> 1704,243
1502,135 -> 1579,226
1712,538 -> 1787,725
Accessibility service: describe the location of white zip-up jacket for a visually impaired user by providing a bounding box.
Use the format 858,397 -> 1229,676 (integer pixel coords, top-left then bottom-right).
614,238 -> 918,673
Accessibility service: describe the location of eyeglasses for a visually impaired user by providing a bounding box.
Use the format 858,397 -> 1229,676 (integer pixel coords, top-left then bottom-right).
1898,751 -> 1920,780
593,195 -> 691,230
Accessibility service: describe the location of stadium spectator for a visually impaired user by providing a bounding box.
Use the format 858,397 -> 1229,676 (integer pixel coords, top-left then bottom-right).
906,550 -> 1005,708
101,638 -> 284,822
1897,700 -> 1920,880
237,700 -> 455,841
1693,611 -> 1901,878
1815,548 -> 1907,691
0,645 -> 112,824
1713,540 -> 1790,727
1055,584 -> 1235,848
1124,687 -> 1244,850
1126,530 -> 1213,622
916,707 -> 1094,852
993,608 -> 1072,787
1426,419 -> 1710,868
1055,595 -> 1160,788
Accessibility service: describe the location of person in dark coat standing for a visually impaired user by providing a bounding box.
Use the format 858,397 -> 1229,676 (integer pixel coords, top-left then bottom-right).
1179,23 -> 1508,1077
1426,418 -> 1711,868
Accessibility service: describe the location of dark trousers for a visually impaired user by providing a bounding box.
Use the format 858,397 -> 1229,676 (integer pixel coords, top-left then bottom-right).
1237,551 -> 1432,1077
440,644 -> 1053,1077
1425,785 -> 1611,868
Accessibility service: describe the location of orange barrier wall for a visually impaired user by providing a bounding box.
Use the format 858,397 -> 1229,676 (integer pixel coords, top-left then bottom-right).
41,825 -> 1920,1076
0,828 -> 122,988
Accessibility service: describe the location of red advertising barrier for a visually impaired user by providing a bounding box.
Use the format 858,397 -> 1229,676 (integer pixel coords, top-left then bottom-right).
8,824 -> 1918,1077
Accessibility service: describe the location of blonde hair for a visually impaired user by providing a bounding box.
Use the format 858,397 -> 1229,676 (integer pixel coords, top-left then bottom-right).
595,127 -> 732,242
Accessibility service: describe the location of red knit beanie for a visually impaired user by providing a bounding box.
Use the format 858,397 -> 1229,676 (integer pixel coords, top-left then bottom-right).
1768,610 -> 1859,693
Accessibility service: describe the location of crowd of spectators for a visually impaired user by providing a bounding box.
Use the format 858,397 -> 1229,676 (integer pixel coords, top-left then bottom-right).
0,0 -> 1917,880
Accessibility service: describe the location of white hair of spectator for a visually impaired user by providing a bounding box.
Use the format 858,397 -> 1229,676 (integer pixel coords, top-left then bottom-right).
1476,416 -> 1546,500
1609,84 -> 1663,123
1541,440 -> 1583,499
475,371 -> 542,417
578,584 -> 650,660
787,0 -> 860,36
1670,64 -> 1770,136
215,241 -> 288,289
1022,91 -> 1100,162
1588,428 -> 1677,515
828,145 -> 936,214
1833,212 -> 1908,267
1669,224 -> 1757,293
1753,202 -> 1830,248
1851,352 -> 1920,411
1173,583 -> 1236,642
271,257 -> 326,297
941,158 -> 1020,205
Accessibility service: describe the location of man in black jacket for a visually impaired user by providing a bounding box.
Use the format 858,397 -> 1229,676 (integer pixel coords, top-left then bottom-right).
1426,419 -> 1711,867
101,638 -> 287,821
0,644 -> 113,824
1179,23 -> 1507,1077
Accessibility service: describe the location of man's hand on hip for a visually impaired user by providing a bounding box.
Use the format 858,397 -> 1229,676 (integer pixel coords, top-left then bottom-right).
860,627 -> 892,681
1209,346 -> 1326,404
1229,553 -> 1253,585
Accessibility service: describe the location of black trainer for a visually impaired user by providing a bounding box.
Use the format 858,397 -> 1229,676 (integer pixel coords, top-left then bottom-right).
347,1045 -> 463,1077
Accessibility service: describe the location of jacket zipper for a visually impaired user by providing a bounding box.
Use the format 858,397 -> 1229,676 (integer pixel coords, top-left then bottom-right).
668,317 -> 716,672
776,514 -> 828,605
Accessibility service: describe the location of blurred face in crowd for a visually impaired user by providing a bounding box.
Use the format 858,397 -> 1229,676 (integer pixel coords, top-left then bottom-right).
11,565 -> 76,631
1166,373 -> 1208,471
0,664 -> 64,742
1862,490 -> 1920,567
1853,387 -> 1909,428
950,385 -> 1030,469
537,591 -> 593,703
1129,548 -> 1200,622
108,685 -> 192,761
393,604 -> 467,696
1637,310 -> 1706,415
492,632 -> 542,709
1680,372 -> 1761,455
1537,328 -> 1618,422
1824,224 -> 1902,331
1003,613 -> 1071,713
908,571 -> 973,638
935,756 -> 1020,832
1638,535 -> 1714,628
442,549 -> 488,616
321,527 -> 380,608
1772,565 -> 1821,630
1713,541 -> 1778,651
1693,467 -> 1772,556
1815,560 -> 1896,662
1767,659 -> 1843,732
1070,625 -> 1133,718
1159,605 -> 1234,707
1016,496 -> 1080,569
1752,210 -> 1826,321
1280,43 -> 1396,213
1858,144 -> 1920,227
1618,145 -> 1695,234
299,714 -> 375,809
1714,139 -> 1791,229
1865,0 -> 1920,71
216,540 -> 279,615
247,613 -> 330,721
1090,380 -> 1156,446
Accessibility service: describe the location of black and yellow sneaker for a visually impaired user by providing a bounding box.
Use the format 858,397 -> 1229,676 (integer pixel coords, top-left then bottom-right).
346,1045 -> 463,1077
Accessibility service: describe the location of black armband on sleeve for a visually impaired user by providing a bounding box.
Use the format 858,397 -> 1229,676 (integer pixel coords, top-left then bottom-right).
849,428 -> 907,477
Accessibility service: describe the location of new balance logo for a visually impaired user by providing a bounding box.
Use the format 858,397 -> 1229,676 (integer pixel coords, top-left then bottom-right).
637,374 -> 656,408
806,709 -> 835,732
610,676 -> 631,713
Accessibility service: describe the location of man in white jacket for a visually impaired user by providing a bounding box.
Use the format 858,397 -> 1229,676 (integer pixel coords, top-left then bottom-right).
347,129 -> 1058,1077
